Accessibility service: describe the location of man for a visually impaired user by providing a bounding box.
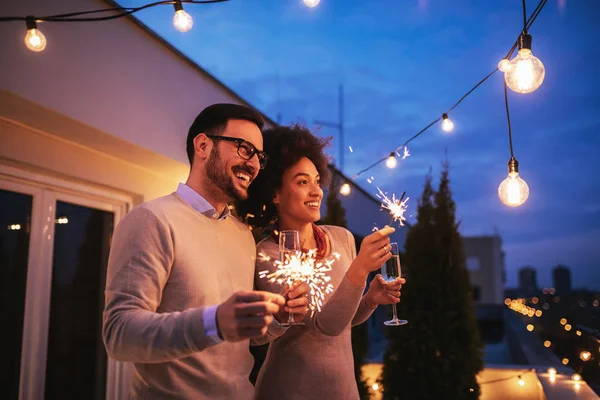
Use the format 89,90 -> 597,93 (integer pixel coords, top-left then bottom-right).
103,104 -> 307,399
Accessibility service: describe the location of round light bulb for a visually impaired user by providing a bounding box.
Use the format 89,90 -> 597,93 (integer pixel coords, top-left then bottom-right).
441,113 -> 454,132
340,183 -> 351,196
505,48 -> 545,94
518,377 -> 525,387
498,58 -> 510,72
385,153 -> 397,169
25,28 -> 47,52
548,368 -> 557,375
173,9 -> 193,32
303,0 -> 320,7
498,171 -> 529,207
580,351 -> 591,362
572,374 -> 581,382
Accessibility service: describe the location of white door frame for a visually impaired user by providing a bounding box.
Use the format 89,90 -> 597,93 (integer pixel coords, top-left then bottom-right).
0,164 -> 133,400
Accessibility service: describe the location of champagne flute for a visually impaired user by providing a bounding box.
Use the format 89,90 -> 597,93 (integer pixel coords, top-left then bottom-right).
381,242 -> 407,326
278,230 -> 305,326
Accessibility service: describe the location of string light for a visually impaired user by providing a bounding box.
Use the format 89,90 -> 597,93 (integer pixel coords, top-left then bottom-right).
560,318 -> 567,325
580,351 -> 591,362
2,0 -> 551,205
504,31 -> 545,94
172,1 -> 193,32
517,376 -> 525,387
543,340 -> 551,347
564,324 -> 572,331
24,16 -> 46,52
572,374 -> 581,382
302,0 -> 321,7
526,324 -> 534,331
498,157 -> 530,207
385,152 -> 398,169
441,113 -> 454,132
340,183 -> 351,196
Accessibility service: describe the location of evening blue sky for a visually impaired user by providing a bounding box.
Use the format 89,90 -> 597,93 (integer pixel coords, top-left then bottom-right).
120,0 -> 600,290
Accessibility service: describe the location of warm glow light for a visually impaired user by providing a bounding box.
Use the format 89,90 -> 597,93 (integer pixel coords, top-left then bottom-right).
8,224 -> 22,230
372,383 -> 379,391
580,351 -> 591,362
498,58 -> 510,72
576,330 -> 582,336
544,340 -> 551,348
526,324 -> 534,332
575,383 -> 581,390
572,374 -> 581,382
173,7 -> 193,32
340,183 -> 351,196
505,298 -> 511,306
505,48 -> 545,94
303,0 -> 320,7
565,324 -> 572,331
535,310 -> 542,317
560,318 -> 567,325
548,368 -> 556,375
385,153 -> 398,169
532,297 -> 539,304
518,376 -> 525,387
498,171 -> 529,207
25,27 -> 47,52
441,113 -> 454,132
562,358 -> 569,365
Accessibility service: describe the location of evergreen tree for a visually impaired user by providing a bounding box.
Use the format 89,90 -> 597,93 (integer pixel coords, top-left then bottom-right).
382,162 -> 483,399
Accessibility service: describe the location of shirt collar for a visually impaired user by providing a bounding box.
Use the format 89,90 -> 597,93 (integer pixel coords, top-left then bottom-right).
176,183 -> 231,220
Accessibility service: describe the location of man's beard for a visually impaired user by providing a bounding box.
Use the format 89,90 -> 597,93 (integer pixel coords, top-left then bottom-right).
206,145 -> 249,202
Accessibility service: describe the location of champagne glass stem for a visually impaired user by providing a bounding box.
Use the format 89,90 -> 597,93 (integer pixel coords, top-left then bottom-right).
391,302 -> 399,322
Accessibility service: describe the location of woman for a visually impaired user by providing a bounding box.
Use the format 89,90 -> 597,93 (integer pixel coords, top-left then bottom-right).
237,124 -> 404,400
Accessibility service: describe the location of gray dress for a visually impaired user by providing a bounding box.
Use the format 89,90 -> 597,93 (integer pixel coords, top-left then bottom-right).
254,225 -> 376,400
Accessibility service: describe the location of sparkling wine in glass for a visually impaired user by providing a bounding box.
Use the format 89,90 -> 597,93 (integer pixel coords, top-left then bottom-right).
278,230 -> 305,326
381,242 -> 407,326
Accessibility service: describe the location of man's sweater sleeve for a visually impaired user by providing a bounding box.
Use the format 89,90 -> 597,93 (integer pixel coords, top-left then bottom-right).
102,207 -> 217,364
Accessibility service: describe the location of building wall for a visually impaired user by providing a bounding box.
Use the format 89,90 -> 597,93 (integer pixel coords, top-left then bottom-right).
0,0 -> 272,173
463,235 -> 505,305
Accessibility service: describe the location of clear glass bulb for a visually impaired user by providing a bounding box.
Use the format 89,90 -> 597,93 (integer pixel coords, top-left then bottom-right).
173,9 -> 193,32
518,378 -> 525,387
303,0 -> 320,7
498,58 -> 509,72
385,154 -> 397,169
442,116 -> 454,132
505,48 -> 545,94
25,28 -> 46,52
340,183 -> 351,196
498,171 -> 529,207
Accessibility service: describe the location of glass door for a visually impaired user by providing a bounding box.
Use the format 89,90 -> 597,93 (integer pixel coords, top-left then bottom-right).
0,172 -> 130,400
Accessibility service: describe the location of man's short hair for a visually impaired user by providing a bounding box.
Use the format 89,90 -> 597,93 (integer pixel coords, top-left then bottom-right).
186,103 -> 265,164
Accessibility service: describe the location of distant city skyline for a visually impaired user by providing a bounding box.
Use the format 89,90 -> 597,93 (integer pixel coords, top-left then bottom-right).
116,0 -> 600,290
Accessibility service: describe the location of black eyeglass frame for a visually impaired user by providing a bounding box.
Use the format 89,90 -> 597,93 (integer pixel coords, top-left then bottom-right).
204,134 -> 268,169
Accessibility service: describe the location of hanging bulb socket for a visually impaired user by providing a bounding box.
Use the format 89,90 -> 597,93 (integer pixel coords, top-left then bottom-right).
518,30 -> 533,51
507,156 -> 519,175
25,15 -> 37,31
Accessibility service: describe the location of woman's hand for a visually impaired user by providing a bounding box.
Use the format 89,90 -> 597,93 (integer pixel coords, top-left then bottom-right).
365,274 -> 405,308
347,226 -> 395,285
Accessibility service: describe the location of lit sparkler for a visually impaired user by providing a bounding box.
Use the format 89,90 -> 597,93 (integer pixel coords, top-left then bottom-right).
376,188 -> 409,226
258,250 -> 339,314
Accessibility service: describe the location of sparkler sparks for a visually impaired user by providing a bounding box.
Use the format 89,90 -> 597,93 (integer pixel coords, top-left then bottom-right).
258,250 -> 339,314
376,188 -> 409,226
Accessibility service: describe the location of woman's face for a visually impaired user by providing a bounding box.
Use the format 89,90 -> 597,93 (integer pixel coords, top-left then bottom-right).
274,157 -> 323,226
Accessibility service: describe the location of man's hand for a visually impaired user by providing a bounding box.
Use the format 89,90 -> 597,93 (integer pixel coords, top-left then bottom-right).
216,291 -> 286,342
274,281 -> 310,323
365,275 -> 405,308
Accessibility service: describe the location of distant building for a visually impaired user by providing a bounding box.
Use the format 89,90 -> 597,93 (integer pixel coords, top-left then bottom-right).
552,265 -> 572,294
463,235 -> 506,305
518,267 -> 538,296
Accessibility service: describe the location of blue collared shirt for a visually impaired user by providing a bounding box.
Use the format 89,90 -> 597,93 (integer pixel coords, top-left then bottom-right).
175,182 -> 224,344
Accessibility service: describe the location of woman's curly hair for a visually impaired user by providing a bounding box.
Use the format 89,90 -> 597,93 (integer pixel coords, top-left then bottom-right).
236,124 -> 331,229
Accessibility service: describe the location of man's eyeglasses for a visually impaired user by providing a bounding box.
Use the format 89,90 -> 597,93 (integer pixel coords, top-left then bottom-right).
205,134 -> 268,169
